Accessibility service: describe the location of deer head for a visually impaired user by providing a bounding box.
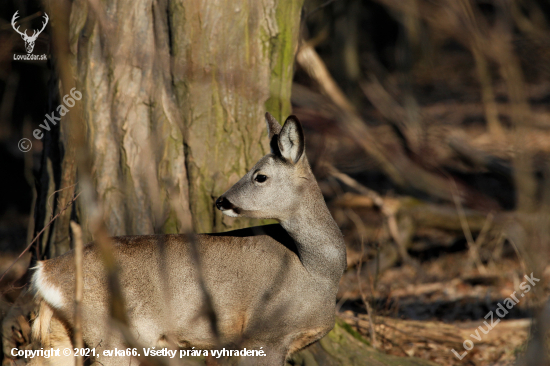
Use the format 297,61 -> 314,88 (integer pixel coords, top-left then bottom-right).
11,11 -> 48,54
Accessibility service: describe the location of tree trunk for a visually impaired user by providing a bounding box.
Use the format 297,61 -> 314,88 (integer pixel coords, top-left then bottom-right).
33,0 -> 303,255
170,0 -> 303,233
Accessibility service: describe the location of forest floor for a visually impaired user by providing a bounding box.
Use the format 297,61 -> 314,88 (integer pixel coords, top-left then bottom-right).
336,247 -> 549,365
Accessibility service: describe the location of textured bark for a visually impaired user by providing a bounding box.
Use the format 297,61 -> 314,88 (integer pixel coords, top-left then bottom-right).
32,66 -> 77,259
33,0 -> 303,248
64,0 -> 194,241
170,0 -> 303,233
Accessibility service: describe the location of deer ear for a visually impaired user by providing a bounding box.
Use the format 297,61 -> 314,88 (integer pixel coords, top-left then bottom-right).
265,112 -> 282,139
278,115 -> 304,164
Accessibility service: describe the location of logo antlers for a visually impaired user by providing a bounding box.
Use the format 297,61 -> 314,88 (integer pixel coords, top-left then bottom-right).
11,11 -> 48,54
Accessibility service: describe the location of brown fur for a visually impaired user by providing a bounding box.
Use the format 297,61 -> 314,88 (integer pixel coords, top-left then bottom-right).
30,115 -> 347,366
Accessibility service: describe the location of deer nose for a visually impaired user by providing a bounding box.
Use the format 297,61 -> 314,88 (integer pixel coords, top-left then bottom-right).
215,196 -> 233,211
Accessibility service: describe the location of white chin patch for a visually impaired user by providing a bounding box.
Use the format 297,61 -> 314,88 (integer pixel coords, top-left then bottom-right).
222,209 -> 239,217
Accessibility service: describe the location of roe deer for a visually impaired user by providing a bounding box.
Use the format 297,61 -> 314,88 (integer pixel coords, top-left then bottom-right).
30,113 -> 347,366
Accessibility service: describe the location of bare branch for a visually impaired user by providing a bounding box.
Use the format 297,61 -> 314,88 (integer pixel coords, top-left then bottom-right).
71,221 -> 84,366
0,191 -> 81,284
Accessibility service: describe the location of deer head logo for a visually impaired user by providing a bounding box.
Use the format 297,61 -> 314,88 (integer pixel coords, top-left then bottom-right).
11,11 -> 48,54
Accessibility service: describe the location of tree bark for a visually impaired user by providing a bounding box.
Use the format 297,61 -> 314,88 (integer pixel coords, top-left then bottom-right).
33,0 -> 303,252
170,0 -> 303,233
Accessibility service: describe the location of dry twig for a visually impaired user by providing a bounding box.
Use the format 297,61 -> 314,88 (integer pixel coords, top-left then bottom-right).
0,191 -> 81,284
71,221 -> 84,366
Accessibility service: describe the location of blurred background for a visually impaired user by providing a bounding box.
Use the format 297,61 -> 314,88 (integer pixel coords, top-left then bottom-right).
1,0 -> 550,365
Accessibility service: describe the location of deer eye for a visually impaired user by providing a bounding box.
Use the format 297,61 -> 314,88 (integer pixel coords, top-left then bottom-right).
254,174 -> 267,183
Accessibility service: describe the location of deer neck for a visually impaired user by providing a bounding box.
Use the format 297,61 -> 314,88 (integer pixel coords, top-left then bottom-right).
279,183 -> 346,284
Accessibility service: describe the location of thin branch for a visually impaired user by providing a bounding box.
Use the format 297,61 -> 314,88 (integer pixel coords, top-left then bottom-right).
0,191 -> 81,284
355,237 -> 378,349
330,165 -> 414,265
0,11 -> 44,31
450,180 -> 487,274
326,164 -> 384,207
167,186 -> 220,346
46,183 -> 77,220
305,0 -> 339,19
71,221 -> 84,366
